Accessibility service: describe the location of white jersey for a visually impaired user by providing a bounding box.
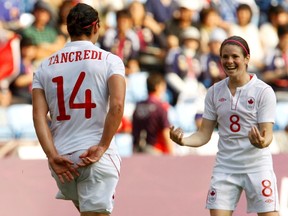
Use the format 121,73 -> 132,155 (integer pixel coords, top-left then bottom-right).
32,41 -> 125,155
203,74 -> 276,173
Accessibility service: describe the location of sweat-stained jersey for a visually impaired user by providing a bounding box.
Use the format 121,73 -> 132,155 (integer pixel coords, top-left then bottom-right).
203,74 -> 276,173
32,41 -> 125,155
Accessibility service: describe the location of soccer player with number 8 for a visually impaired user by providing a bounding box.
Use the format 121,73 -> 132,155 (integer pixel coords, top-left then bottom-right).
32,3 -> 126,216
170,36 -> 279,216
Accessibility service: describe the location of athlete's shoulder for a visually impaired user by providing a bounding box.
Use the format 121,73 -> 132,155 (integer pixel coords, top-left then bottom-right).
92,44 -> 121,61
208,77 -> 228,93
95,46 -> 125,76
104,51 -> 125,67
252,75 -> 274,90
248,75 -> 276,101
204,79 -> 228,104
104,50 -> 123,62
214,77 -> 228,87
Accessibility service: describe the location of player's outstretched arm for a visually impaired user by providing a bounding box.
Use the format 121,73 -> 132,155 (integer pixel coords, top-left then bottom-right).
170,118 -> 216,147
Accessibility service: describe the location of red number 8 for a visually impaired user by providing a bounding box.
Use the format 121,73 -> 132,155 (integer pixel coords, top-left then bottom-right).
229,114 -> 240,132
262,180 -> 273,197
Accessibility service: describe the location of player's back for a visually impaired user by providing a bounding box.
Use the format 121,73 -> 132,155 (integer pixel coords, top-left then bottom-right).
33,40 -> 124,154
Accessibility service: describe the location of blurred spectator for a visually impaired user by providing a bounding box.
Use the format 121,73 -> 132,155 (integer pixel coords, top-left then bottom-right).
200,28 -> 227,88
83,0 -> 125,27
198,6 -> 229,54
125,58 -> 149,105
164,0 -> 203,41
10,37 -> 36,104
0,84 -> 14,157
57,0 -> 79,42
228,3 -> 265,75
164,34 -> 181,104
165,33 -> 181,56
0,49 -> 17,156
0,82 -> 12,107
132,72 -> 174,155
0,0 -> 37,31
255,0 -> 281,26
259,4 -> 288,55
100,8 -> 140,65
210,0 -> 238,23
20,1 -> 66,63
82,0 -> 124,14
255,0 -> 272,25
212,0 -> 260,26
164,26 -> 206,105
262,24 -> 288,97
254,0 -> 288,25
144,0 -> 178,50
145,0 -> 178,27
0,0 -> 22,31
128,1 -> 166,72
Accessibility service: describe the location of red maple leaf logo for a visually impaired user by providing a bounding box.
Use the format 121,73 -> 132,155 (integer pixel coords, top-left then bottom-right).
248,99 -> 254,104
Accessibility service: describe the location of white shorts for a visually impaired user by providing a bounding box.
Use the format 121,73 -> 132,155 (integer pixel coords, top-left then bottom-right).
206,170 -> 279,213
50,150 -> 121,214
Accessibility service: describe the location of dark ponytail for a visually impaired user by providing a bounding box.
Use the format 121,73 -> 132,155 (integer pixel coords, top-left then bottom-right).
67,3 -> 99,37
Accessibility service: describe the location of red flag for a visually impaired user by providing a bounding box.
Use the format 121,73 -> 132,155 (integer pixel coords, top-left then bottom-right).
0,34 -> 21,81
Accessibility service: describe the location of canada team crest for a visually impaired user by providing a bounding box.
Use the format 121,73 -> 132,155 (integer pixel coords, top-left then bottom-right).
207,188 -> 217,203
247,97 -> 255,110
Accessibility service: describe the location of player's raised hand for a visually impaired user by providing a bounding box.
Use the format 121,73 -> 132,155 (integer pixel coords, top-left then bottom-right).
248,126 -> 266,148
48,155 -> 79,184
170,126 -> 184,146
77,145 -> 107,167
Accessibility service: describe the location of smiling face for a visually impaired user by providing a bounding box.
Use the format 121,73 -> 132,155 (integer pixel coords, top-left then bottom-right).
220,44 -> 250,78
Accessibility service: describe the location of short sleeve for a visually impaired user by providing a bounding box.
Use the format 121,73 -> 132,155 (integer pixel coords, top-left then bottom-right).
258,86 -> 276,123
32,65 -> 44,90
203,86 -> 217,121
106,53 -> 125,79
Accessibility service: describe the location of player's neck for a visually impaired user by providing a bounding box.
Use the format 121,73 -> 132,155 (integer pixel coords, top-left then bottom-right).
70,34 -> 94,42
228,73 -> 251,95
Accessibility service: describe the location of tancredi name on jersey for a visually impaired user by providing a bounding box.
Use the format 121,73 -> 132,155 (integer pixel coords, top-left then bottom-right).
48,50 -> 102,65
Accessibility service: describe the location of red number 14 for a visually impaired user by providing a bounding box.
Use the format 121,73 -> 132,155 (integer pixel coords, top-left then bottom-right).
52,72 -> 96,121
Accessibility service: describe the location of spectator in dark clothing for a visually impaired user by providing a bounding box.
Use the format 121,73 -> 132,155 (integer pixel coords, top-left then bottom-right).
200,28 -> 227,88
145,0 -> 178,26
100,8 -> 140,65
164,0 -> 202,41
262,24 -> 288,97
10,37 -> 36,104
132,72 -> 174,155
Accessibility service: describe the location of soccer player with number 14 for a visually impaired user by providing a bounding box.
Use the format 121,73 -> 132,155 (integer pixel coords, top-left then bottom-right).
32,3 -> 125,216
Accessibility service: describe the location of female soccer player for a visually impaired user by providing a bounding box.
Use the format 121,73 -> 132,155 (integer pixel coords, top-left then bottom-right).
170,36 -> 279,216
32,3 -> 125,216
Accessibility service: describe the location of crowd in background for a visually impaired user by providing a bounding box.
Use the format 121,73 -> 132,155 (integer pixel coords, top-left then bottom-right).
1,0 -> 288,157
